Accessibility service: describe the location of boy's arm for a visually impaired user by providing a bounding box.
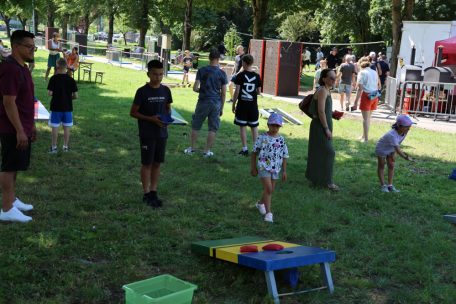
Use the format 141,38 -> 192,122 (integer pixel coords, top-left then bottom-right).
220,84 -> 226,117
48,90 -> 53,96
232,84 -> 240,113
193,80 -> 200,93
130,103 -> 164,128
281,158 -> 287,182
250,151 -> 258,176
72,92 -> 78,99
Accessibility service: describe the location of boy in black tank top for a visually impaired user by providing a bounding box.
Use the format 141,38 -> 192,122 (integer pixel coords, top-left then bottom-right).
232,54 -> 262,156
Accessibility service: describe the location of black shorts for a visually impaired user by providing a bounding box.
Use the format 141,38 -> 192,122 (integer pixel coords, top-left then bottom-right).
303,60 -> 310,65
140,137 -> 167,165
183,66 -> 190,73
0,134 -> 31,172
234,102 -> 259,127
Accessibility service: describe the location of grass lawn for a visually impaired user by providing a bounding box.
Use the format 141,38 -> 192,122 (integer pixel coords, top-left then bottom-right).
1,50 -> 455,304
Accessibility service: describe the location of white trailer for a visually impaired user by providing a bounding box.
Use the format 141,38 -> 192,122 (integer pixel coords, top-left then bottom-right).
396,21 -> 456,78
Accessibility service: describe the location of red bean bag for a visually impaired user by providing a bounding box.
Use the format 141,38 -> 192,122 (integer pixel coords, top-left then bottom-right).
262,244 -> 284,251
240,245 -> 258,253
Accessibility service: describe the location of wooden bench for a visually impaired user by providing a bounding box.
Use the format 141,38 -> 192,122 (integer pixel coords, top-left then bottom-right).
82,68 -> 92,82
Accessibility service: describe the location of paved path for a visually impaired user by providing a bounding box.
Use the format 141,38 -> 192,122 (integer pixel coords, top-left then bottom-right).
261,91 -> 456,134
79,53 -> 456,134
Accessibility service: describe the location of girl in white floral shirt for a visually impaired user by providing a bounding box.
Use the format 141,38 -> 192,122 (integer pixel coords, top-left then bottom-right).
251,113 -> 289,223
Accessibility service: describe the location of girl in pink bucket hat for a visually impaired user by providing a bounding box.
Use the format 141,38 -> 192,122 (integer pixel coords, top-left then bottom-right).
250,113 -> 289,222
375,114 -> 415,192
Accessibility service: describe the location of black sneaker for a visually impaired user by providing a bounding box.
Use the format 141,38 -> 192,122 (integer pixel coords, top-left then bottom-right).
238,150 -> 249,156
142,193 -> 150,204
150,198 -> 163,208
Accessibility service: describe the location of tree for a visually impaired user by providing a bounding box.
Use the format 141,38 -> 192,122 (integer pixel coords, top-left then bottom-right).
251,0 -> 268,39
390,0 -> 414,77
278,11 -> 316,42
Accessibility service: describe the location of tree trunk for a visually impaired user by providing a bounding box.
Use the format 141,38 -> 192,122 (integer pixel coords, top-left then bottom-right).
33,9 -> 39,35
251,0 -> 268,39
108,12 -> 114,45
83,14 -> 90,35
182,0 -> 193,51
62,14 -> 69,41
47,10 -> 55,27
2,15 -> 12,38
138,0 -> 149,48
18,17 -> 27,30
390,0 -> 402,78
390,0 -> 414,77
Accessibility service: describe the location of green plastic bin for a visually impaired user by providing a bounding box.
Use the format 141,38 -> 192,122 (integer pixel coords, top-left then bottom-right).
123,274 -> 197,304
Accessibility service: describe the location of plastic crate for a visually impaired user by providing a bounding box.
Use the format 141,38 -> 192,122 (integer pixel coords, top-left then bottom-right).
123,274 -> 197,304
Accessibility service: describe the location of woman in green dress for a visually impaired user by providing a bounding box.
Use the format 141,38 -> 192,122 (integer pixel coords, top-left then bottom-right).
305,69 -> 339,191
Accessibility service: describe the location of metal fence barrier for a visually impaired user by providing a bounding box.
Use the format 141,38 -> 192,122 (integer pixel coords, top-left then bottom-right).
395,79 -> 456,121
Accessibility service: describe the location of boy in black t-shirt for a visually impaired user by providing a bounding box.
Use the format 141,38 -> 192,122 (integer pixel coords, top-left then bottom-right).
130,60 -> 173,208
232,54 -> 262,156
47,58 -> 78,153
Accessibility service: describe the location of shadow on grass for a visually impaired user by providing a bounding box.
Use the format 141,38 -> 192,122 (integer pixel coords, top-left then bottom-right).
1,58 -> 455,303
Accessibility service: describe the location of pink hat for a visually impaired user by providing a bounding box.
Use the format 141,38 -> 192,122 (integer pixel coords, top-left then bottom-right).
267,113 -> 283,126
396,114 -> 415,127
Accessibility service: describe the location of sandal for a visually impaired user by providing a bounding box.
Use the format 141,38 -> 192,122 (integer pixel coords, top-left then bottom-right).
328,184 -> 340,191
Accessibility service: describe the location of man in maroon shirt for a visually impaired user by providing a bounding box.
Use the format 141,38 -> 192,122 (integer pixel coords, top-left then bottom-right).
0,30 -> 36,223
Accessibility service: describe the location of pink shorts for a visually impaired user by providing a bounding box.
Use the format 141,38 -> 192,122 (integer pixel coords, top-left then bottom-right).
360,92 -> 378,111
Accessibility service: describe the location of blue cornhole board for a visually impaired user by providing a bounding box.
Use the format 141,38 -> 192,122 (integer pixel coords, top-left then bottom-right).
171,108 -> 188,125
192,237 -> 336,304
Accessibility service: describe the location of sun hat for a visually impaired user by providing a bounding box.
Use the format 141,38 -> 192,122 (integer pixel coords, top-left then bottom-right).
267,113 -> 283,126
396,114 -> 415,127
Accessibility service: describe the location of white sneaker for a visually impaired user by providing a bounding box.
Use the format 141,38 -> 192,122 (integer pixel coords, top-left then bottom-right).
380,185 -> 389,193
184,147 -> 194,155
203,151 -> 214,158
0,206 -> 32,223
388,185 -> 400,193
13,197 -> 34,211
255,202 -> 266,215
264,212 -> 273,223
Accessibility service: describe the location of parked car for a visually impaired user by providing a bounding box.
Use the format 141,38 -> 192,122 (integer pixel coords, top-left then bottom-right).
113,33 -> 122,42
94,32 -> 108,41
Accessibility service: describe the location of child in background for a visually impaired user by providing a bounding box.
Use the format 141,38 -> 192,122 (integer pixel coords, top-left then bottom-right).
182,50 -> 192,86
47,58 -> 78,153
313,59 -> 327,91
251,113 -> 289,223
375,114 -> 414,192
232,54 -> 262,156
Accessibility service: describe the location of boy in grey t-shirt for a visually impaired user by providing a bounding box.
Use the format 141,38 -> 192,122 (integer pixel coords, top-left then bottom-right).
184,49 -> 228,157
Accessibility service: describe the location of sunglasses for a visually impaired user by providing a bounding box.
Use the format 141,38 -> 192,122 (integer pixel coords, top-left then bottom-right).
19,43 -> 37,52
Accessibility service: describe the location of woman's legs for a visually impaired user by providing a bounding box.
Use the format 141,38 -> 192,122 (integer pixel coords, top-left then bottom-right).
361,110 -> 372,141
45,67 -> 52,81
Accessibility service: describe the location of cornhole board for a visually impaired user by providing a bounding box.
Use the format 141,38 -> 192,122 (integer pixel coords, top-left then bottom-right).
34,100 -> 50,121
444,215 -> 456,223
192,236 -> 336,304
260,108 -> 303,125
171,108 -> 188,125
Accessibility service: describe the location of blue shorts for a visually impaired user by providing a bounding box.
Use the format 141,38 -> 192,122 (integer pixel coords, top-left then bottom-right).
338,83 -> 352,94
49,111 -> 73,127
258,169 -> 280,180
